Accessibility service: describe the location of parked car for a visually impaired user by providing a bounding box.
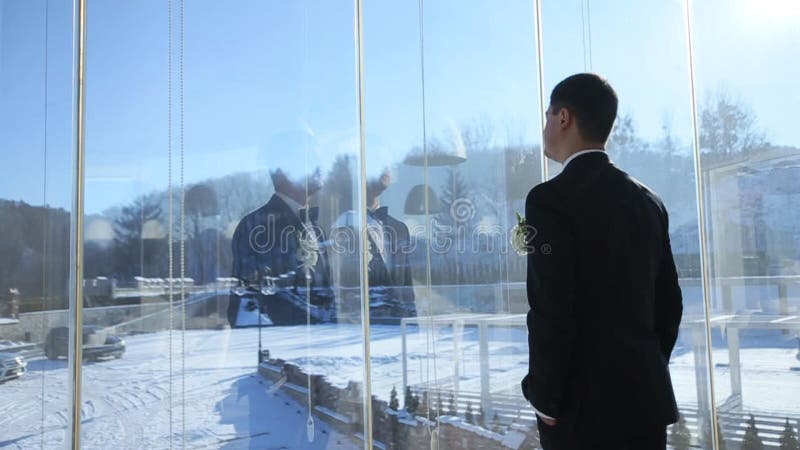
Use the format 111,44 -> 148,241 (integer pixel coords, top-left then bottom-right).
0,352 -> 26,382
45,326 -> 125,361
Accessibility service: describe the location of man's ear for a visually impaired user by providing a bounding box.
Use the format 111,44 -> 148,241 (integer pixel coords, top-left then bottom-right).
559,108 -> 571,130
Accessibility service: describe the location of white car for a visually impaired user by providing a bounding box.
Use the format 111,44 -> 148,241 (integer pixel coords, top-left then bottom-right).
0,352 -> 26,382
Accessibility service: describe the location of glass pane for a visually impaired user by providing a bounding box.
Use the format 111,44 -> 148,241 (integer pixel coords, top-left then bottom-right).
10,1 -> 797,448
540,0 -> 713,447
81,1 -> 366,448
0,0 -> 74,447
80,1 -> 172,447
692,0 -> 800,448
362,0 -> 543,447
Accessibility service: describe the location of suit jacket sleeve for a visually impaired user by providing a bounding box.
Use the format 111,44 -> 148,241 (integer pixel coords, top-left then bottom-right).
521,185 -> 578,419
654,208 -> 683,360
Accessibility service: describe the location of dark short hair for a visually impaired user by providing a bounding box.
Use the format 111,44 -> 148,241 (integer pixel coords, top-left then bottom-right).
550,73 -> 618,143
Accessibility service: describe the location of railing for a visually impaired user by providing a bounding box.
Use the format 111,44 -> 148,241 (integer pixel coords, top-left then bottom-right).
401,306 -> 800,450
407,386 -> 800,448
680,405 -> 800,448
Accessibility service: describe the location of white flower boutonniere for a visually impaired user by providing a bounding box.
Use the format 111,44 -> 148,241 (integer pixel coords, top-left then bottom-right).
298,233 -> 319,273
511,211 -> 530,256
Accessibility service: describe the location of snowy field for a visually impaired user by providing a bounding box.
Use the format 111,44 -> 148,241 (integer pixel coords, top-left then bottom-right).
0,329 -> 357,449
1,325 -> 798,449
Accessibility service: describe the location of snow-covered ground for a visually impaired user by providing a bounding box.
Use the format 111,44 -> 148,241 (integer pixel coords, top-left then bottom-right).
0,329 -> 356,449
1,325 -> 798,449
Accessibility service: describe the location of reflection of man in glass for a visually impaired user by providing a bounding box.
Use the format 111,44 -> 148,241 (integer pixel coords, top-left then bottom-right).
331,169 -> 416,323
227,167 -> 335,327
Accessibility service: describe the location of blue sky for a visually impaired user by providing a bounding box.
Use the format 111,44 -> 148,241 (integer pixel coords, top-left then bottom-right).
1,0 -> 798,214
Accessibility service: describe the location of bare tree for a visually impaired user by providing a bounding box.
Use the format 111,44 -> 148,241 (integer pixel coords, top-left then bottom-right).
700,91 -> 767,156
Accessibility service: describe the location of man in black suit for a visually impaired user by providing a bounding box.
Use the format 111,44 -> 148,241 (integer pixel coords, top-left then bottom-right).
521,73 -> 683,449
330,169 -> 416,323
362,170 -> 415,321
227,167 -> 335,327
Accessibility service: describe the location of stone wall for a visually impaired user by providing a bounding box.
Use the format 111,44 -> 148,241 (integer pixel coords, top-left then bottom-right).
0,291 -> 229,343
258,357 -> 531,449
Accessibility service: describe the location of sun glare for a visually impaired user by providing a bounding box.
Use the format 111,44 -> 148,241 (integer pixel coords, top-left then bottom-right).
739,0 -> 800,26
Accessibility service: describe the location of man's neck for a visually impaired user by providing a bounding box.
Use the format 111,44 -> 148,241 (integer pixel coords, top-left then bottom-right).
274,191 -> 306,212
562,147 -> 605,167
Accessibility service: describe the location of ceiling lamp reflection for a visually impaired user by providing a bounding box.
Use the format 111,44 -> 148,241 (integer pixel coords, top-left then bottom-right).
85,218 -> 113,242
185,184 -> 219,217
404,184 -> 441,215
403,135 -> 467,167
142,220 -> 166,239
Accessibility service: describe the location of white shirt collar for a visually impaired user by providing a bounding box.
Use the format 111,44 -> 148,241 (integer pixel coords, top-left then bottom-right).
562,149 -> 606,168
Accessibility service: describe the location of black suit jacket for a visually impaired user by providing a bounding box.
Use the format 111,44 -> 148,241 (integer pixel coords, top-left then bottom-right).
366,207 -> 416,317
227,194 -> 334,326
521,152 -> 682,433
330,207 -> 416,322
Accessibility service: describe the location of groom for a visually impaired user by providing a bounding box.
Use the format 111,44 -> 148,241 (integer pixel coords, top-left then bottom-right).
228,167 -> 335,327
521,73 -> 683,449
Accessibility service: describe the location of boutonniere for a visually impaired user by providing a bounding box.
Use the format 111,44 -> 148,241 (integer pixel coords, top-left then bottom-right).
298,233 -> 319,272
367,239 -> 375,264
511,211 -> 529,256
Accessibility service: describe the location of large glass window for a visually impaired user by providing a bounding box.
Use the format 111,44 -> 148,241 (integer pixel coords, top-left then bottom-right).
2,1 -> 798,449
362,1 -> 543,447
78,1 -> 367,448
0,0 -> 74,448
692,1 -> 800,448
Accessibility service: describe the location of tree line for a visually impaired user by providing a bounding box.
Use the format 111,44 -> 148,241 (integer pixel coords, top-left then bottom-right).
1,92 -> 790,311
